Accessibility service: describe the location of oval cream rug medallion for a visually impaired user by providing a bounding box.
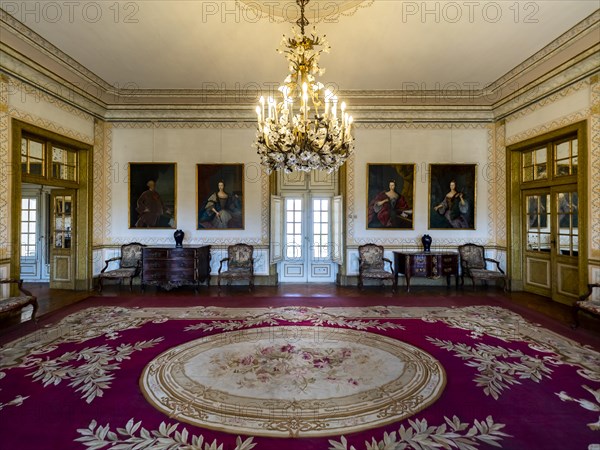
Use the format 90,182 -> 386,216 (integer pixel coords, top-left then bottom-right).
140,326 -> 446,437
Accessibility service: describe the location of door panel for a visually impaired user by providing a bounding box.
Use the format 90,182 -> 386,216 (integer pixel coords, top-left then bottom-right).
522,186 -> 579,303
50,189 -> 76,289
523,191 -> 552,296
553,187 -> 578,303
279,195 -> 337,283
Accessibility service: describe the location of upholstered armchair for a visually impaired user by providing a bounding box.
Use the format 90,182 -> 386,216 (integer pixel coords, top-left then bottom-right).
98,242 -> 145,292
572,284 -> 600,329
358,243 -> 397,292
218,243 -> 254,292
0,279 -> 38,322
458,243 -> 509,292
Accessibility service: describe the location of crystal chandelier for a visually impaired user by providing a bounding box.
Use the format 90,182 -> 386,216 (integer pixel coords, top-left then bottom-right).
254,0 -> 354,174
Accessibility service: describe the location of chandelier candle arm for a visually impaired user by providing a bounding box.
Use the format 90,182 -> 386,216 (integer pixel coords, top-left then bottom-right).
253,0 -> 354,174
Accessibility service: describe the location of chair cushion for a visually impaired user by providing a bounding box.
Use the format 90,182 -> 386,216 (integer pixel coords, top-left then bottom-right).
99,268 -> 137,278
0,296 -> 35,313
577,300 -> 600,316
469,269 -> 506,279
220,268 -> 252,278
361,269 -> 394,279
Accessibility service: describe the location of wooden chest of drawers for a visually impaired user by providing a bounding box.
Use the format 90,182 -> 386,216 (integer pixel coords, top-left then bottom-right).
142,246 -> 211,290
393,251 -> 459,292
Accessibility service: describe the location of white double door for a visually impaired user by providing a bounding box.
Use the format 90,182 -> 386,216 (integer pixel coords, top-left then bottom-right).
274,194 -> 342,283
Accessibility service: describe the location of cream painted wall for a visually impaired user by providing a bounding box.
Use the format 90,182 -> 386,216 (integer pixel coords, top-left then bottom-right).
7,80 -> 95,142
350,125 -> 492,246
505,86 -> 590,141
109,126 -> 265,245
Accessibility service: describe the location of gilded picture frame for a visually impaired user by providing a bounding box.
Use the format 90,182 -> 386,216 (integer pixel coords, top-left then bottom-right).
366,163 -> 416,229
197,164 -> 244,230
128,163 -> 177,229
428,163 -> 476,230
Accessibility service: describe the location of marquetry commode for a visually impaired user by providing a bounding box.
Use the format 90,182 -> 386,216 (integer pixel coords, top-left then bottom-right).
393,251 -> 459,292
141,246 -> 211,291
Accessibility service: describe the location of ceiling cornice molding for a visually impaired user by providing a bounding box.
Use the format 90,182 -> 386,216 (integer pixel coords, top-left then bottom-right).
0,9 -> 112,92
0,44 -> 107,117
1,6 -> 598,122
493,54 -> 599,119
485,10 -> 600,93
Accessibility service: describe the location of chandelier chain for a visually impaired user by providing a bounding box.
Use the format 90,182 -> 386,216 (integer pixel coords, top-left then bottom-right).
253,0 -> 354,174
296,0 -> 310,35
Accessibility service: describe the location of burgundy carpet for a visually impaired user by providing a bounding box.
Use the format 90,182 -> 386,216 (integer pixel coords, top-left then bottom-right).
0,303 -> 598,449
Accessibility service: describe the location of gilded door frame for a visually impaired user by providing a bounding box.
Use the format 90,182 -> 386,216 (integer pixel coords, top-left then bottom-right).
506,121 -> 588,304
10,119 -> 93,290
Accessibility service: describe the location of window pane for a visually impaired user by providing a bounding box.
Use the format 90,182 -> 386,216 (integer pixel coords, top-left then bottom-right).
535,148 -> 546,164
555,142 -> 569,160
523,166 -> 534,182
535,163 -> 547,180
30,141 -> 43,159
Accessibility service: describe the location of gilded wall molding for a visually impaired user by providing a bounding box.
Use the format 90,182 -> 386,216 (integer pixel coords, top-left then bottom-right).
355,122 -> 490,130
0,76 -> 10,260
493,121 -> 508,248
110,121 -> 255,129
590,78 -> 600,257
92,120 -> 111,245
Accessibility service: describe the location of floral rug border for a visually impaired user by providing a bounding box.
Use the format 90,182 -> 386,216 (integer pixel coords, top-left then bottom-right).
1,305 -> 598,382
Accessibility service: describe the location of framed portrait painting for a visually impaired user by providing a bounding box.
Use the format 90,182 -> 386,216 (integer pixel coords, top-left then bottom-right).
129,163 -> 177,229
197,164 -> 244,230
428,164 -> 476,230
366,164 -> 415,229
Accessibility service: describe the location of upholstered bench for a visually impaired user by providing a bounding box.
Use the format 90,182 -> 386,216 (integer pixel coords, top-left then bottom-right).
0,279 -> 38,322
572,283 -> 600,328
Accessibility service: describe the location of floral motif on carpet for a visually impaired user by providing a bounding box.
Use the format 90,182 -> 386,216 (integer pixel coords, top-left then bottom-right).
0,305 -> 598,450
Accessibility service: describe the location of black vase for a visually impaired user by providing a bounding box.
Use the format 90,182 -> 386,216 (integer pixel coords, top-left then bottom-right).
174,229 -> 185,248
421,234 -> 432,252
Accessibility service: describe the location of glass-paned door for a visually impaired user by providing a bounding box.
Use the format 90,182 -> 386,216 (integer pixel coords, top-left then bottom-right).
279,195 -> 337,282
20,191 -> 51,281
523,186 -> 579,302
50,189 -> 76,289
